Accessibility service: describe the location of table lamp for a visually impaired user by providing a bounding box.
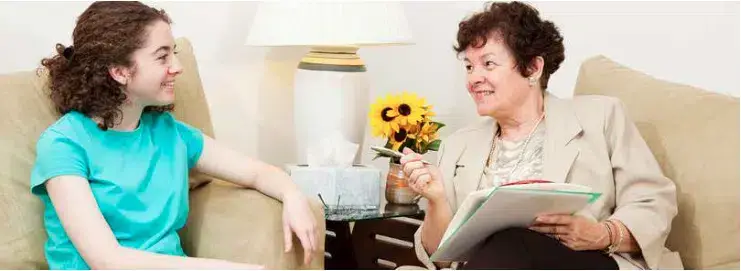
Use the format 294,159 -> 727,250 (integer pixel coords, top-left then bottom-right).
245,2 -> 413,165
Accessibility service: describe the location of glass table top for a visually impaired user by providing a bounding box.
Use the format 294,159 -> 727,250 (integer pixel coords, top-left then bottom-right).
324,202 -> 426,222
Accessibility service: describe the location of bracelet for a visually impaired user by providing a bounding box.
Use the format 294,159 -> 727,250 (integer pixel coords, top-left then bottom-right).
607,220 -> 624,254
602,221 -> 616,254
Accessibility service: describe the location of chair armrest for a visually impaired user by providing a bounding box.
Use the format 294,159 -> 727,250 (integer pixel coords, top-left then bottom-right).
180,181 -> 325,269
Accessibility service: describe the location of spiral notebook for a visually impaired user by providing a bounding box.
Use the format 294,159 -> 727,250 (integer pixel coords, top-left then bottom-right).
429,182 -> 601,262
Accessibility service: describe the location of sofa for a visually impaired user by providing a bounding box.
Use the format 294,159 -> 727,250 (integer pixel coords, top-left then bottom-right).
574,56 -> 739,269
0,37 -> 325,269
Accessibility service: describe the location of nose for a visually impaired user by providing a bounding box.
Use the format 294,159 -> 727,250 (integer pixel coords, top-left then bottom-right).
168,54 -> 183,76
467,68 -> 486,90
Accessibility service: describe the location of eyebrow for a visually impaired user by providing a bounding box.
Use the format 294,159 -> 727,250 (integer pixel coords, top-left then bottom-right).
152,44 -> 177,55
463,52 -> 495,62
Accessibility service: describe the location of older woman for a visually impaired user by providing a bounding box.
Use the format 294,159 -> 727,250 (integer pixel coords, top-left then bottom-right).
400,1 -> 680,269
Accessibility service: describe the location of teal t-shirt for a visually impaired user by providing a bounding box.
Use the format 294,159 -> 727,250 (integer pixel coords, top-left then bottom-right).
30,110 -> 204,269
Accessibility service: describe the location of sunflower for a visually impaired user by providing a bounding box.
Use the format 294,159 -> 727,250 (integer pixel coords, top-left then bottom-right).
395,92 -> 427,126
389,127 -> 410,151
369,94 -> 402,138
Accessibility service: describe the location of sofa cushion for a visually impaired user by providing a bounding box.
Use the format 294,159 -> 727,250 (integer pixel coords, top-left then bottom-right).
0,70 -> 57,268
0,37 -> 213,268
573,55 -> 739,269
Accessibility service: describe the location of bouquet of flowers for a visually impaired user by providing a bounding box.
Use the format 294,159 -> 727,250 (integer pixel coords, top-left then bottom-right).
368,92 -> 445,164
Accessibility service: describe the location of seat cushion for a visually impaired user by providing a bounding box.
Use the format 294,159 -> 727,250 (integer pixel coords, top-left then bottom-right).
573,55 -> 739,269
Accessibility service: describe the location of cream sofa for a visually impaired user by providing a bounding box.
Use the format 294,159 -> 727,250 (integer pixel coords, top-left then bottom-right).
0,38 -> 325,269
574,56 -> 739,269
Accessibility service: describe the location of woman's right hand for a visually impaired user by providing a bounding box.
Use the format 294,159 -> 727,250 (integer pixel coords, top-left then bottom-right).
400,148 -> 446,204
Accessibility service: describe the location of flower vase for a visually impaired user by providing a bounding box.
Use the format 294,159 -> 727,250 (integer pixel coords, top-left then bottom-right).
385,162 -> 421,205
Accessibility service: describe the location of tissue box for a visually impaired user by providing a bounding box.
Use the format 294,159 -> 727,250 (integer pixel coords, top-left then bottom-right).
286,164 -> 381,209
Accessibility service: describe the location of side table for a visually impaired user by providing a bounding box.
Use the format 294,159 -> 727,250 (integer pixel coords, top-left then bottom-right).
324,203 -> 426,269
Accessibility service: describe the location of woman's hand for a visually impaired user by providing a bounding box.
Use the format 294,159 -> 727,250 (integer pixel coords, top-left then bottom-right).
400,148 -> 446,204
282,190 -> 318,265
529,214 -> 610,251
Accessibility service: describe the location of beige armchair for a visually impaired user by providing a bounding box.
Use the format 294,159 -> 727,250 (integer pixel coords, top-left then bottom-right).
0,37 -> 325,269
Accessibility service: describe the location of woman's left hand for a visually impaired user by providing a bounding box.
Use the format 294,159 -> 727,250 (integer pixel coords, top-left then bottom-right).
529,214 -> 609,251
282,190 -> 318,265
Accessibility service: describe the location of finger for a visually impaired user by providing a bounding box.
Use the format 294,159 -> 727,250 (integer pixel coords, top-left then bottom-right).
297,230 -> 312,265
309,226 -> 317,252
401,148 -> 422,164
283,219 -> 292,253
400,153 -> 422,164
409,168 -> 430,185
306,230 -> 317,264
402,160 -> 424,176
529,225 -> 569,235
416,174 -> 431,188
536,214 -> 572,225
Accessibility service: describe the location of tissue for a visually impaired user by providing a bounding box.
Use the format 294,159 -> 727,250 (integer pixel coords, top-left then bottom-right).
305,130 -> 359,167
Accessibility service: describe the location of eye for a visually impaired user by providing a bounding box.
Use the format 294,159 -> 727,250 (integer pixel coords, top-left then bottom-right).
465,64 -> 473,73
485,61 -> 496,68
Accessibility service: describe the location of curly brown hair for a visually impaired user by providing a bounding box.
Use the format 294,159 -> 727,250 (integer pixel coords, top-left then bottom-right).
454,1 -> 565,90
40,1 -> 173,130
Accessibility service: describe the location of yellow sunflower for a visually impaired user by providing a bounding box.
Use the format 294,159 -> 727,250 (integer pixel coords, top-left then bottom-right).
395,92 -> 427,126
369,94 -> 402,138
389,127 -> 410,151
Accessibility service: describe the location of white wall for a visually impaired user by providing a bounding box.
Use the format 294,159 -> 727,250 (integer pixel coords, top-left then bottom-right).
1,1 -> 738,169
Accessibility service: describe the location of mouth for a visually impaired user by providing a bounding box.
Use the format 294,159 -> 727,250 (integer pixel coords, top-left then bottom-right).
471,90 -> 495,98
161,81 -> 175,91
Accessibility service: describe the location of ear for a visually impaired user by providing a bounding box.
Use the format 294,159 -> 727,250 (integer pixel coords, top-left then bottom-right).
527,56 -> 545,79
108,65 -> 131,85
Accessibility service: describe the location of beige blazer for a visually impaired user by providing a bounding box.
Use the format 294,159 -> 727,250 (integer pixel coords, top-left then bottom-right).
413,93 -> 682,270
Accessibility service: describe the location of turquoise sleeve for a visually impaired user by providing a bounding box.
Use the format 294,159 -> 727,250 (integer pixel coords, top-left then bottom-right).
30,130 -> 89,196
175,120 -> 204,169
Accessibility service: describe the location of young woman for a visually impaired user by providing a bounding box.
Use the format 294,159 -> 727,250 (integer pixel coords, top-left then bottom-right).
32,2 -> 317,269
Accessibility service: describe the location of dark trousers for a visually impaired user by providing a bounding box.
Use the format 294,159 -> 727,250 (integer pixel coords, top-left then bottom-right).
461,228 -> 619,270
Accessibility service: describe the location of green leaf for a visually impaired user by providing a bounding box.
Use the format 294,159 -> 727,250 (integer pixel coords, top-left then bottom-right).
427,140 -> 442,151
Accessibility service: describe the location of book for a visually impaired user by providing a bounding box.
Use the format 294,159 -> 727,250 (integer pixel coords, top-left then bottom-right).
429,181 -> 601,262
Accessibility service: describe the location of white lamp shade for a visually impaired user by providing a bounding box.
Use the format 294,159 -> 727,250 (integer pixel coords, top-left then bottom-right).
245,2 -> 413,47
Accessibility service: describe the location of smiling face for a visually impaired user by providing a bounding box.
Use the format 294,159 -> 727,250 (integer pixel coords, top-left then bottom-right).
118,20 -> 183,107
463,35 -> 538,118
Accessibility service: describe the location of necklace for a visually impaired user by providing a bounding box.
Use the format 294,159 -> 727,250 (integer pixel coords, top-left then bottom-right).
480,112 -> 546,189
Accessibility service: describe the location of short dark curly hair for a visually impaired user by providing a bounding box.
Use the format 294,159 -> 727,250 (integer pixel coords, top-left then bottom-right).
40,1 -> 173,130
454,1 -> 565,90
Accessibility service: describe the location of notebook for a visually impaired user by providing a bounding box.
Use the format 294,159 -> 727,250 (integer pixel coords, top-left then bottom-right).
429,182 -> 601,262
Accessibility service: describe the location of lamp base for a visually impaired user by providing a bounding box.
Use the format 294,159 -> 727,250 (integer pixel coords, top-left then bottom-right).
293,46 -> 369,165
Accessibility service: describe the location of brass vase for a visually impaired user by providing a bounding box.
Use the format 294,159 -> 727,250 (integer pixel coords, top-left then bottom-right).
385,162 -> 421,205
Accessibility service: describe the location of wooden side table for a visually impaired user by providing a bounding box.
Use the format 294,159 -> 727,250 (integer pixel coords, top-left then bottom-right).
324,203 -> 426,269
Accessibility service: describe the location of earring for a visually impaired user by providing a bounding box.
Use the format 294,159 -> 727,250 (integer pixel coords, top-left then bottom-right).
528,77 -> 538,86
